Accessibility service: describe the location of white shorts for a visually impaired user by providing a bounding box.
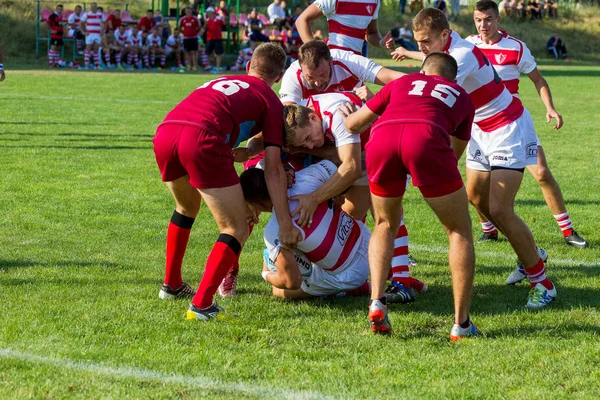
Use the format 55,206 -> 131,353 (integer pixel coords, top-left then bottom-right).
301,224 -> 371,296
67,28 -> 79,37
466,109 -> 539,172
85,33 -> 102,45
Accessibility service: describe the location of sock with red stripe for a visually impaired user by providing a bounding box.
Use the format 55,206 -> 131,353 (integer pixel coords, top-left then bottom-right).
150,52 -> 156,67
481,221 -> 498,235
391,217 -> 410,285
133,53 -> 139,67
160,54 -> 166,68
524,258 -> 553,289
115,51 -> 122,65
553,212 -> 573,237
200,51 -> 208,66
142,53 -> 149,68
76,39 -> 82,50
84,50 -> 90,67
164,211 -> 195,289
48,49 -> 55,66
192,234 -> 241,309
93,51 -> 99,68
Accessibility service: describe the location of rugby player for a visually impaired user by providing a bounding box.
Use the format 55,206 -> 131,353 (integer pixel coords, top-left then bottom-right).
80,2 -> 106,69
46,4 -> 64,68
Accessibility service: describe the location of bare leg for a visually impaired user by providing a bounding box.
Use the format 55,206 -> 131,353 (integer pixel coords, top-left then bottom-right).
527,146 -> 567,215
342,185 -> 371,220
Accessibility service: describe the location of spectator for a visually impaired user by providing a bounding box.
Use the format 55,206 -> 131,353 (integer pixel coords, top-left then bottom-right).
450,0 -> 460,18
46,4 -> 64,68
400,0 -> 408,14
268,0 -> 287,30
101,28 -> 121,68
180,7 -> 201,70
80,2 -> 106,69
246,9 -> 270,43
281,1 -> 291,19
68,5 -> 84,53
204,7 -> 225,73
231,43 -> 255,70
138,10 -> 157,33
434,0 -> 449,15
106,9 -> 122,32
410,0 -> 425,14
528,0 -> 541,20
166,28 -> 185,69
147,26 -> 167,69
0,44 -> 5,82
391,22 -> 418,51
547,33 -> 567,59
125,26 -> 145,69
516,0 -> 527,18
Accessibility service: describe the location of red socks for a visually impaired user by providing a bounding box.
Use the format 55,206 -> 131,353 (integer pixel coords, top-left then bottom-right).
164,211 -> 195,289
192,234 -> 241,309
524,258 -> 553,289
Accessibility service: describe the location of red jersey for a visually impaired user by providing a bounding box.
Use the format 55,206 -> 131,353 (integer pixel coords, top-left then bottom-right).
106,14 -> 122,32
47,12 -> 64,39
161,76 -> 284,149
138,16 -> 156,32
205,16 -> 225,41
366,73 -> 475,141
179,16 -> 199,38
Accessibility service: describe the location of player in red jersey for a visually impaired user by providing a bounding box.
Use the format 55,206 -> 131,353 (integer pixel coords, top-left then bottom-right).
153,43 -> 301,320
394,9 -> 556,309
179,7 -> 200,71
138,10 -> 156,33
106,9 -> 122,32
467,0 -> 588,249
341,53 -> 479,339
46,4 -> 64,67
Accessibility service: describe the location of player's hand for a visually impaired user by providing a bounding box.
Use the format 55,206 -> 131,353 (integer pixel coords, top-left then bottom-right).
547,109 -> 563,130
0,70 -> 5,83
381,31 -> 395,51
278,223 -> 302,247
337,102 -> 357,119
391,47 -> 408,62
290,192 -> 319,228
353,86 -> 374,102
285,169 -> 296,188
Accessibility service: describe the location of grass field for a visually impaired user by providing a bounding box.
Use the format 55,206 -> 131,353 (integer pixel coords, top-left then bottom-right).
1,65 -> 599,399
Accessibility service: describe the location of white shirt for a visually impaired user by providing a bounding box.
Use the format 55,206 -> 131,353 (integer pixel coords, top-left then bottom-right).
279,49 -> 382,104
267,3 -> 286,22
303,92 -> 362,148
399,27 -> 412,39
466,31 -> 536,96
114,30 -> 130,46
315,0 -> 380,54
147,33 -> 162,47
68,12 -> 82,28
264,160 -> 366,273
166,34 -> 183,48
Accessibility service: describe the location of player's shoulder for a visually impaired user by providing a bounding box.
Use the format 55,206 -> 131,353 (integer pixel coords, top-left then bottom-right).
502,32 -> 528,51
465,34 -> 481,45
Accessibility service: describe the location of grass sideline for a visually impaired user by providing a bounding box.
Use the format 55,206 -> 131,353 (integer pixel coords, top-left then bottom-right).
0,66 -> 599,399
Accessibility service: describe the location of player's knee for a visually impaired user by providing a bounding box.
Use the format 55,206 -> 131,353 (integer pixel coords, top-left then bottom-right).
533,165 -> 554,186
488,202 -> 513,223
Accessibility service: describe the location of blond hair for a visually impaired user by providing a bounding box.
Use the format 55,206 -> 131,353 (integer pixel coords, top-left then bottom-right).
413,8 -> 450,34
283,104 -> 315,147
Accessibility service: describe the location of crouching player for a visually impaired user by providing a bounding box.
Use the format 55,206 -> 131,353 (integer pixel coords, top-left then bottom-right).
341,53 -> 479,340
241,160 -> 370,299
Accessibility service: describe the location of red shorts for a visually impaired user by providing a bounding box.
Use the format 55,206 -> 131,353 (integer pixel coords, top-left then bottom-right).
153,123 -> 239,189
365,122 -> 463,198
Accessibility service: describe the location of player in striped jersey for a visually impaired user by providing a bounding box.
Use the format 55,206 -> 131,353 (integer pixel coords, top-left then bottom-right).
147,26 -> 167,70
46,4 -> 65,68
241,160 -> 371,299
296,0 -> 394,55
67,5 -> 84,53
394,8 -> 556,308
466,0 -> 588,249
80,2 -> 106,69
284,91 -> 428,302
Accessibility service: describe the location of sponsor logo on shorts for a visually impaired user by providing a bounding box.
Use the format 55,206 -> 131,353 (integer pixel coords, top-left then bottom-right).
492,155 -> 508,162
470,149 -> 482,161
337,212 -> 354,245
526,142 -> 538,158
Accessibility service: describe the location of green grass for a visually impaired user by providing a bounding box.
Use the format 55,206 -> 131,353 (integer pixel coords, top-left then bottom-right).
1,66 -> 599,399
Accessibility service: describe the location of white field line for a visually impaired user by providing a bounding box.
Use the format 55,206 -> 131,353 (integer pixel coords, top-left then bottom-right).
4,93 -> 172,105
0,348 -> 341,400
411,244 -> 594,267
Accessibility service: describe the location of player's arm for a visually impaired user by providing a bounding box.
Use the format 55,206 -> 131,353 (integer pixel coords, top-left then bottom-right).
374,67 -> 405,85
262,248 -> 302,290
79,17 -> 86,33
291,142 -> 361,227
340,103 -> 380,134
527,67 -> 563,130
391,46 -> 424,62
450,137 -> 469,160
365,19 -> 394,51
451,95 -> 475,160
295,4 -> 323,44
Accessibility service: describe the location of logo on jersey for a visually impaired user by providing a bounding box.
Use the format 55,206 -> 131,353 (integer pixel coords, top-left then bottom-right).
366,5 -> 373,14
337,212 -> 354,245
495,53 -> 507,64
526,142 -> 538,158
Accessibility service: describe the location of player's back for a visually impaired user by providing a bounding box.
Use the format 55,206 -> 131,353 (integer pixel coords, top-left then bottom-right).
371,73 -> 473,136
163,75 -> 282,147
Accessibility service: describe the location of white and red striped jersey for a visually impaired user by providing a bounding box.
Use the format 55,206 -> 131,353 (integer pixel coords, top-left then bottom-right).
445,30 -> 524,133
166,34 -> 183,48
465,31 -> 536,96
114,30 -> 130,46
264,160 -> 367,273
67,12 -> 82,29
279,49 -> 382,104
147,33 -> 163,47
303,92 -> 363,148
127,31 -> 143,47
315,0 -> 380,54
81,11 -> 106,35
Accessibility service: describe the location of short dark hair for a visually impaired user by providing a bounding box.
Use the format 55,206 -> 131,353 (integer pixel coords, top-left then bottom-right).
57,4 -> 64,8
250,42 -> 287,81
298,40 -> 331,70
474,0 -> 500,16
147,9 -> 153,13
422,52 -> 458,81
413,8 -> 449,34
240,168 -> 271,205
